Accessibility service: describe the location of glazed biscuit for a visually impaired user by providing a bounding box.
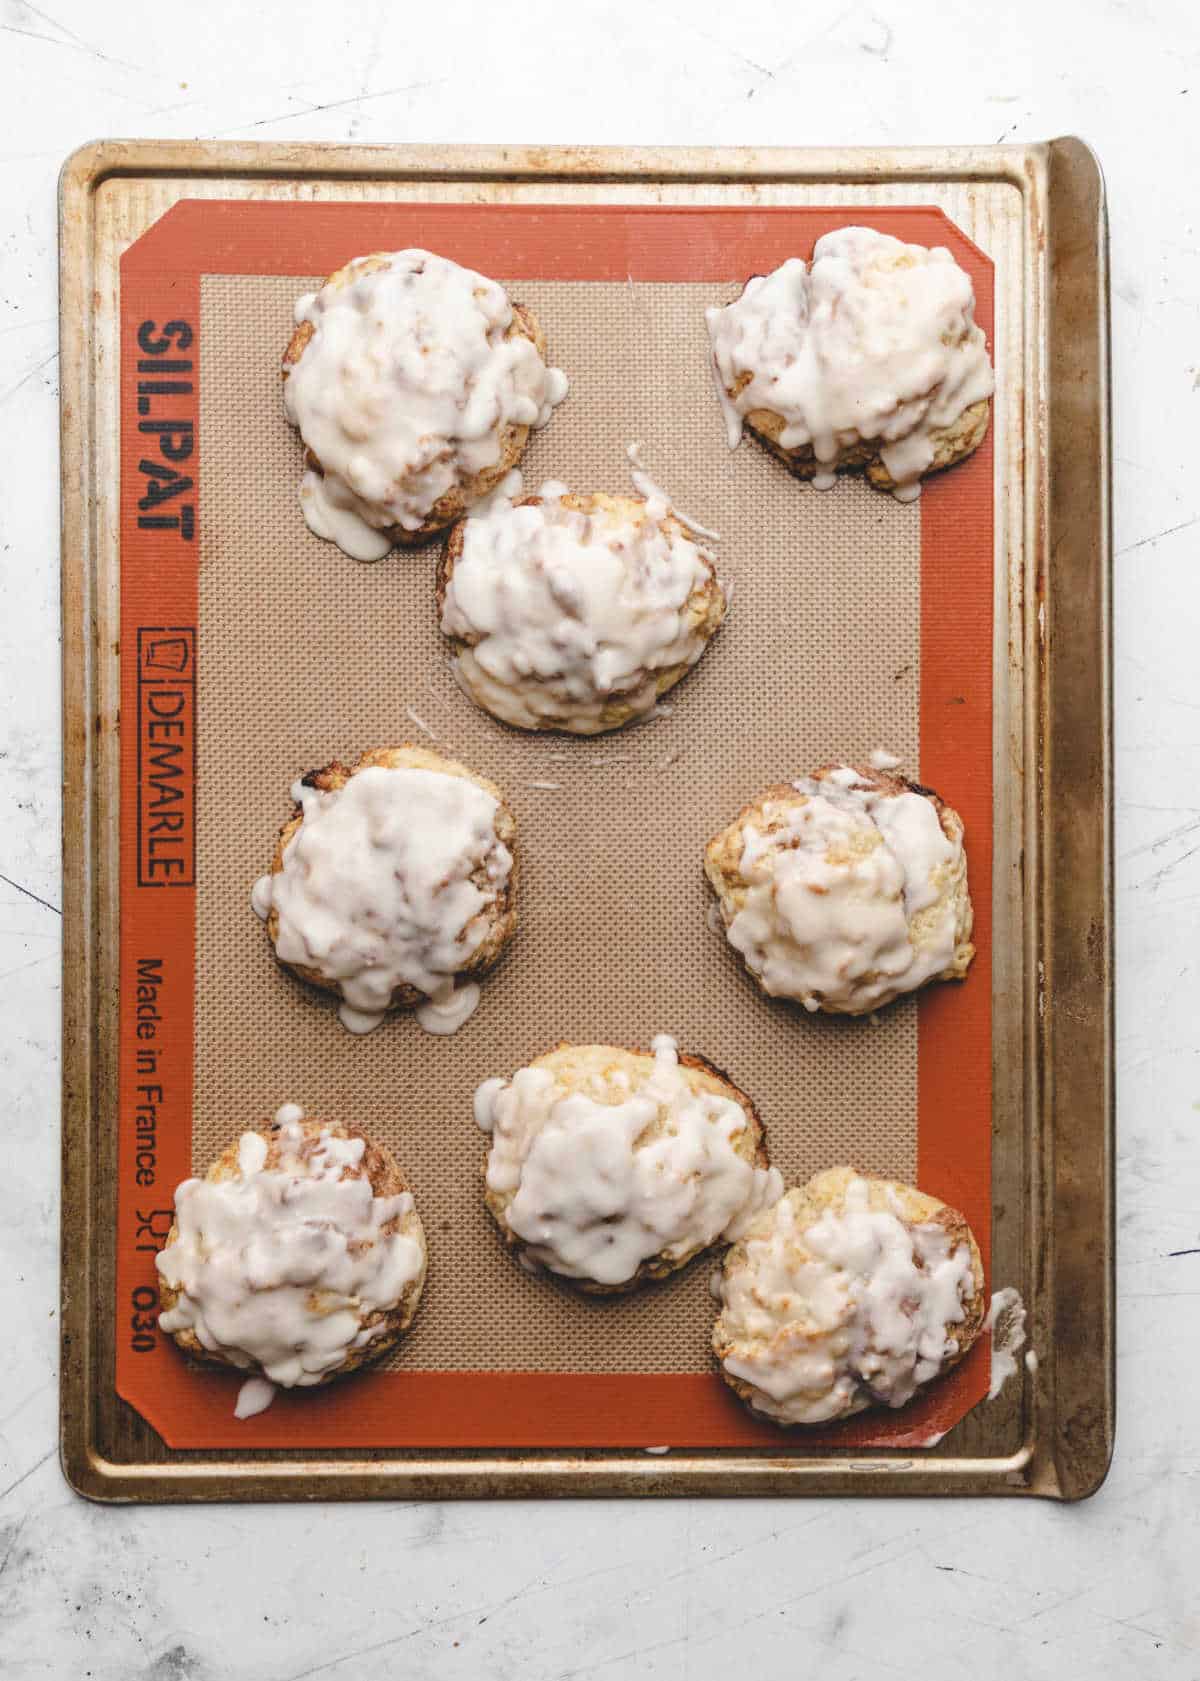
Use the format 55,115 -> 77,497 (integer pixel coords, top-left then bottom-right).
707,225 -> 994,502
476,1037 -> 782,1292
156,1105 -> 427,1413
705,762 -> 974,1016
252,745 -> 517,1035
282,249 -> 567,556
713,1165 -> 986,1426
438,487 -> 728,734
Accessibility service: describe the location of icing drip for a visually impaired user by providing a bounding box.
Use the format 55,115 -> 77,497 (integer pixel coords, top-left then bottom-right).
984,1286 -> 1028,1400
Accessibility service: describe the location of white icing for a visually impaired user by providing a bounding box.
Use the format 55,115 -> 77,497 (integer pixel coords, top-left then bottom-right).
250,873 -> 274,920
479,1035 -> 782,1287
717,765 -> 968,1014
414,979 -> 481,1035
643,1445 -> 670,1455
869,746 -> 903,770
404,707 -> 437,741
298,469 -> 394,562
709,345 -> 745,451
156,1103 -> 425,1405
338,1001 -> 390,1035
473,1077 -> 506,1132
715,1176 -> 977,1424
234,1376 -> 277,1419
625,443 -> 722,541
284,250 -> 567,557
237,1132 -> 268,1174
1025,1348 -> 1038,1375
984,1286 -> 1028,1400
471,466 -> 525,519
253,763 -> 512,1035
705,226 -> 994,500
441,476 -> 724,733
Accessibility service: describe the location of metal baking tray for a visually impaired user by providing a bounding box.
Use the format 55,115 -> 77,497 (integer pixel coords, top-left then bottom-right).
59,139 -> 1111,1501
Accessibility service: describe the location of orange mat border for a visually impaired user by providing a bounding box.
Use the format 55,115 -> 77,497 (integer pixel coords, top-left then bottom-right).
117,200 -> 993,1451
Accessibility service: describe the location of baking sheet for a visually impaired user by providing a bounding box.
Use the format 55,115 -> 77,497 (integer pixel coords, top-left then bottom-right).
58,141 -> 1111,1499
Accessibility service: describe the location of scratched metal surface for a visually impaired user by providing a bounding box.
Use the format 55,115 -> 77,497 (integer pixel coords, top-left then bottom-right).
55,137 -> 1109,1505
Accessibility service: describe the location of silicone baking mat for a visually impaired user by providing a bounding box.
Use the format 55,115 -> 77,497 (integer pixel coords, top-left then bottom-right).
114,200 -> 993,1451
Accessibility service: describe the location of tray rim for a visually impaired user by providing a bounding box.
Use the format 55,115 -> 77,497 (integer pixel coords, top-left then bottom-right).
58,137 -> 1112,1503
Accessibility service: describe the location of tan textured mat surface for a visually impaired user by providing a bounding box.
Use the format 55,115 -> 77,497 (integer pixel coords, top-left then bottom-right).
196,273 -> 921,1375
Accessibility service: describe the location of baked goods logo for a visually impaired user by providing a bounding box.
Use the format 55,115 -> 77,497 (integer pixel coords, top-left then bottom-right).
137,628 -> 195,886
134,319 -> 195,540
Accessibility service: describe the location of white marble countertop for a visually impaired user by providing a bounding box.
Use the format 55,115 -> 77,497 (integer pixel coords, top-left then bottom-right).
1,0 -> 1196,1674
